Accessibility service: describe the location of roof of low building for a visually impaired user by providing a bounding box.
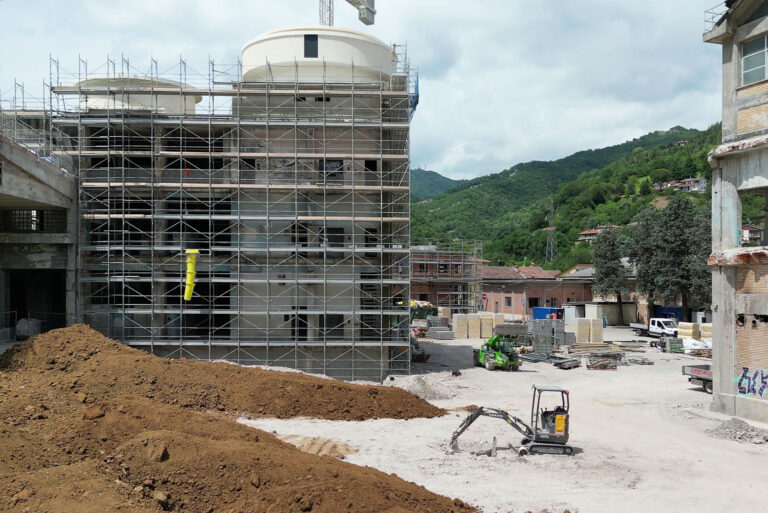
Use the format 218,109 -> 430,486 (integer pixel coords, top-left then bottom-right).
481,265 -> 559,281
578,225 -> 622,236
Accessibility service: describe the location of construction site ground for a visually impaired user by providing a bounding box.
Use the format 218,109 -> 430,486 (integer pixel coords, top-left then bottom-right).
243,327 -> 768,513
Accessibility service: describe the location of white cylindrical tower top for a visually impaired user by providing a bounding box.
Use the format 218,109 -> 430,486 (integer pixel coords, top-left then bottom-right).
241,26 -> 392,83
75,77 -> 201,114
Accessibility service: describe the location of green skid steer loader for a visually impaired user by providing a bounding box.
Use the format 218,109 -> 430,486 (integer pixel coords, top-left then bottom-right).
473,334 -> 521,371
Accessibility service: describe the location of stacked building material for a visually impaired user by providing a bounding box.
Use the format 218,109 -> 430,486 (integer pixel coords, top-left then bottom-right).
493,313 -> 505,327
437,307 -> 452,319
494,323 -> 528,338
586,350 -> 625,370
700,322 -> 713,339
566,343 -> 608,356
576,319 -> 591,343
479,314 -> 494,338
589,318 -> 603,343
677,322 -> 701,339
452,314 -> 468,339
467,315 -> 482,338
428,327 -> 455,340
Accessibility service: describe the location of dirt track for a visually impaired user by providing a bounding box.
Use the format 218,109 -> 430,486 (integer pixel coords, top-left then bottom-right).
0,325 -> 471,513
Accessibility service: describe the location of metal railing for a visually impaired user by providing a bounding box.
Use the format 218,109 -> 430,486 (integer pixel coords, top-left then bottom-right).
705,2 -> 728,32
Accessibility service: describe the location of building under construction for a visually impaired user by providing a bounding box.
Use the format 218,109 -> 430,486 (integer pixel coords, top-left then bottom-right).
0,26 -> 418,381
410,240 -> 483,314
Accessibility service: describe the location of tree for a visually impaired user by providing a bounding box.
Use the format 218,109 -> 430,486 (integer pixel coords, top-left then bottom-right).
628,196 -> 712,320
593,228 -> 630,325
650,168 -> 672,184
628,208 -> 661,318
639,179 -> 652,195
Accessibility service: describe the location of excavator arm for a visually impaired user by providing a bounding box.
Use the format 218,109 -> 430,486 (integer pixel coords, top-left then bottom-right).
449,407 -> 533,450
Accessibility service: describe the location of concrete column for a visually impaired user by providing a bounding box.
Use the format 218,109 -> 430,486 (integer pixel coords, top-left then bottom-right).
711,165 -> 741,414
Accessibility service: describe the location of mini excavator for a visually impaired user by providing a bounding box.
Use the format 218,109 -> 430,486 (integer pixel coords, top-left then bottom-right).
450,385 -> 574,456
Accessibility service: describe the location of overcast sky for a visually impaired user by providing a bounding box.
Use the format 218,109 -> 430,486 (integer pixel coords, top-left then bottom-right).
0,0 -> 722,180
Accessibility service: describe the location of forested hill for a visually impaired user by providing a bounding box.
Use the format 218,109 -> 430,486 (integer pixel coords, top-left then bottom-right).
411,126 -> 702,242
410,168 -> 464,201
412,124 -> 729,268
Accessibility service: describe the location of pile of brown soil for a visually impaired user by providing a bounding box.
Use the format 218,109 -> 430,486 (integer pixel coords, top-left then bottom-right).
0,325 -> 472,513
0,325 -> 444,421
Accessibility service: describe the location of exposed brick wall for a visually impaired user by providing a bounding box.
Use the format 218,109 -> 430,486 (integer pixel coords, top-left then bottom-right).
736,265 -> 768,294
737,81 -> 768,98
737,103 -> 768,134
735,322 -> 768,375
734,265 -> 768,394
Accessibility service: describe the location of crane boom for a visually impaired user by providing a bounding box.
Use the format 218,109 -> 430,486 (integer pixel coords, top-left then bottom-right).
319,0 -> 376,26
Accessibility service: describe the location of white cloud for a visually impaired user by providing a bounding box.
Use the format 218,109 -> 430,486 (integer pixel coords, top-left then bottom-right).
0,0 -> 722,179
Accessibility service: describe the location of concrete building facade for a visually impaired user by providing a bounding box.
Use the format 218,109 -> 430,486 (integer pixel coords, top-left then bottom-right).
0,135 -> 77,341
705,0 -> 768,421
0,27 -> 417,381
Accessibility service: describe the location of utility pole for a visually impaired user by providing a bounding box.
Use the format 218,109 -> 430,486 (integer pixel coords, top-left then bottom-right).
545,200 -> 558,265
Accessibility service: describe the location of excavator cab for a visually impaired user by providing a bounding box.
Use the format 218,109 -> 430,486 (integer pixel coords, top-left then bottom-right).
528,385 -> 570,448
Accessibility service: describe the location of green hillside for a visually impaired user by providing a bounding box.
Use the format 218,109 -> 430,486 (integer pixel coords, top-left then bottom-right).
410,168 -> 464,201
411,124 -> 758,269
411,126 -> 702,242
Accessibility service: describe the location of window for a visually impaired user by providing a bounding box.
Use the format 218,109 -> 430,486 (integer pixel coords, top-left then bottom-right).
528,297 -> 540,308
314,96 -> 330,102
320,314 -> 344,339
505,296 -> 512,308
743,36 -> 767,85
551,297 -> 558,307
304,34 -> 318,58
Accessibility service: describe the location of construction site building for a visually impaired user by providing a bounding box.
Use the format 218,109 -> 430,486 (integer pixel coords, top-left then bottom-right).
410,240 -> 483,314
0,26 -> 418,381
705,1 -> 768,421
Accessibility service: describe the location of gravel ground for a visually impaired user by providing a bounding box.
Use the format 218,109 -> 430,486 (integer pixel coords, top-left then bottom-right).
241,327 -> 768,513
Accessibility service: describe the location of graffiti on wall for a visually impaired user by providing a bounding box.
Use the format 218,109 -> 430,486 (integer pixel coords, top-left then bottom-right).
734,367 -> 768,398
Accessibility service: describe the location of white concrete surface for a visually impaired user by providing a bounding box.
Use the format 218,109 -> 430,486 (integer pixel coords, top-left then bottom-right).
240,327 -> 768,513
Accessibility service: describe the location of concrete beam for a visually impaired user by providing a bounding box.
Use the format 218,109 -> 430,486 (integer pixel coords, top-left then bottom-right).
0,233 -> 74,245
0,135 -> 75,209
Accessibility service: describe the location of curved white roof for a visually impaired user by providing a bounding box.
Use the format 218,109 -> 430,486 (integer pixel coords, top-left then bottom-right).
241,26 -> 388,54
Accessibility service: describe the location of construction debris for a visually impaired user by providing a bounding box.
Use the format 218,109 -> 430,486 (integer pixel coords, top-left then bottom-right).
708,418 -> 768,445
586,350 -> 626,370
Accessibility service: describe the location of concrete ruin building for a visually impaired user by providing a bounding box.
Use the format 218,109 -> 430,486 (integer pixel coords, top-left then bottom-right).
0,26 -> 418,381
705,0 -> 768,421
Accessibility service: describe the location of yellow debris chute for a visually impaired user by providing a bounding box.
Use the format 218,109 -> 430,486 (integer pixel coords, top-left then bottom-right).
183,249 -> 200,301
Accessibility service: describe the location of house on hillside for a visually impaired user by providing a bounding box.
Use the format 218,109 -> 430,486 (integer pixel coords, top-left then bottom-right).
741,223 -> 764,245
704,0 -> 768,422
653,177 -> 707,193
576,225 -> 622,244
481,265 -> 592,319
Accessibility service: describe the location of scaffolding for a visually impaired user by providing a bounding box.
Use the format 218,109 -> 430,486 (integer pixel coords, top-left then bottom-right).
0,47 -> 417,381
410,240 -> 483,314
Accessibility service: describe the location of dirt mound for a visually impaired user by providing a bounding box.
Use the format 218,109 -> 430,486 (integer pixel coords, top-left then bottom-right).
0,326 -> 473,512
708,417 -> 768,444
0,325 -> 444,421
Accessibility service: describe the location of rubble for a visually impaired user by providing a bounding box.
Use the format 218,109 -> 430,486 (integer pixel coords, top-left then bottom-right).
707,417 -> 768,444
